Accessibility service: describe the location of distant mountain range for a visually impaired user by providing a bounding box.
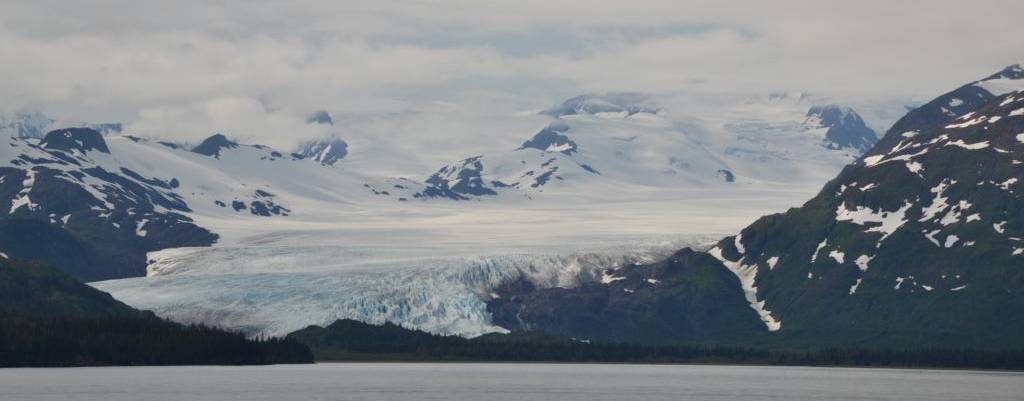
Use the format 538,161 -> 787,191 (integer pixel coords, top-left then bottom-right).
412,93 -> 881,201
0,91 -> 884,281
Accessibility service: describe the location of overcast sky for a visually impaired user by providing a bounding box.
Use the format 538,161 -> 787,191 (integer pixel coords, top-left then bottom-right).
1,1 -> 1021,149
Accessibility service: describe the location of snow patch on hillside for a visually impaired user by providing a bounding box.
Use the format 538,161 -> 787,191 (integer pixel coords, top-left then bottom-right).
835,200 -> 913,241
708,246 -> 781,332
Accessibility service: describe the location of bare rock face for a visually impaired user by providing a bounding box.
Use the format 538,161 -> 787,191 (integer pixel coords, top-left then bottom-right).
519,123 -> 577,155
297,138 -> 348,166
40,128 -> 110,154
191,134 -> 239,158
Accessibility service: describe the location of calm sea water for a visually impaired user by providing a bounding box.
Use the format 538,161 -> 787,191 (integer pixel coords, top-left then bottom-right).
1,363 -> 1021,401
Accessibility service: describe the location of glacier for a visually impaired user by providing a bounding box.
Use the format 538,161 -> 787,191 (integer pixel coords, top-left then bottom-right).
94,239 -> 709,337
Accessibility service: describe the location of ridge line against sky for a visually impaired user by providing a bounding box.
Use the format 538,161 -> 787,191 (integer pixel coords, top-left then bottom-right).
1,0 -> 1022,150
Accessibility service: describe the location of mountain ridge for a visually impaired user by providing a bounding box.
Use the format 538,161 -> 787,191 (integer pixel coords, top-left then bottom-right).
486,66 -> 1024,350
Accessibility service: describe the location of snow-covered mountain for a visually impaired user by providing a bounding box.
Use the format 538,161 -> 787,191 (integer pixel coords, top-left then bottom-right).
413,123 -> 604,200
0,129 -> 217,279
407,92 -> 891,202
0,83 -> 918,337
294,111 -> 351,166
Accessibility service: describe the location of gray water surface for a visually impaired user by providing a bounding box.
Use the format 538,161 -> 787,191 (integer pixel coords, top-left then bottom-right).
1,363 -> 1021,401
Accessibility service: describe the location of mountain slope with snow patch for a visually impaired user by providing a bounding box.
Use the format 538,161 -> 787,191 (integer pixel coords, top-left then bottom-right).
487,65 -> 1024,350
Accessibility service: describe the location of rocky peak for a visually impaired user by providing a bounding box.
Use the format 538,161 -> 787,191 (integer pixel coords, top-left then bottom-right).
872,65 -> 1024,156
297,137 -> 348,165
982,63 -> 1024,81
39,128 -> 110,154
519,122 -> 577,155
416,156 -> 498,200
191,134 -> 239,158
805,105 -> 878,153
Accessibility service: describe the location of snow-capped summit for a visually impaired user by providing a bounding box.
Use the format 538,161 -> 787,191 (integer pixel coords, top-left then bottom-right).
417,156 -> 499,200
518,122 -> 577,155
974,63 -> 1024,97
541,93 -> 658,118
870,64 -> 1024,155
191,134 -> 239,158
982,63 -> 1024,81
297,137 -> 349,165
804,105 -> 878,153
40,128 -> 111,154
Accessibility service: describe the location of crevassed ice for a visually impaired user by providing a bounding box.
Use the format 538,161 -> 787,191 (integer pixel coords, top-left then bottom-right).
95,242 -> 694,338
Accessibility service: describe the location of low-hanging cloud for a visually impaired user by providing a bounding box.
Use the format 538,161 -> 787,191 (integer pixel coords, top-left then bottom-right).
127,96 -> 334,150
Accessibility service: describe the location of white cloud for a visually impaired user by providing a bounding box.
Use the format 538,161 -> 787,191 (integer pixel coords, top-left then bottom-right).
0,0 -> 1021,149
128,96 -> 333,150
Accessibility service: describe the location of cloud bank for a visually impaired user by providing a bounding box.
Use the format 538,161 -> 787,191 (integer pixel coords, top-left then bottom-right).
1,0 -> 1021,150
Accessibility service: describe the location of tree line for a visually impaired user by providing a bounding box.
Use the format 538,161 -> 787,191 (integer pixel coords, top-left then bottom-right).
0,312 -> 313,367
288,319 -> 1024,370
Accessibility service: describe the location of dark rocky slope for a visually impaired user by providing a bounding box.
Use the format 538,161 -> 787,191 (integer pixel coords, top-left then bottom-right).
0,129 -> 217,280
